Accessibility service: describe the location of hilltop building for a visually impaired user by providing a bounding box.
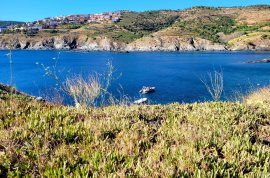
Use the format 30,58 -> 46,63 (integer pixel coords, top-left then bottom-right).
5,11 -> 124,32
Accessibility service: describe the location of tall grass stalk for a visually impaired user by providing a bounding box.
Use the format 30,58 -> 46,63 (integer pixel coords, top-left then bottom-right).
201,70 -> 224,101
41,56 -> 118,108
6,43 -> 14,100
8,44 -> 13,86
101,61 -> 114,106
64,74 -> 102,108
64,61 -> 116,108
40,52 -> 63,87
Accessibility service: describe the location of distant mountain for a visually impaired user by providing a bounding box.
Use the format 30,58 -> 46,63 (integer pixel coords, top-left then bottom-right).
0,20 -> 24,27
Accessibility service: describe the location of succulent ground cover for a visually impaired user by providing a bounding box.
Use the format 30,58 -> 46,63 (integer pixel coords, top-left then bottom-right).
0,85 -> 269,177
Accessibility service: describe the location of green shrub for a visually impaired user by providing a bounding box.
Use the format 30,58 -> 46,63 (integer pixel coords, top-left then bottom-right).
177,15 -> 235,43
63,24 -> 83,29
117,11 -> 180,34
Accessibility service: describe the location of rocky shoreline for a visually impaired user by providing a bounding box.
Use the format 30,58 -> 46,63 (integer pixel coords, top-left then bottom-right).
1,34 -> 270,52
247,58 -> 270,64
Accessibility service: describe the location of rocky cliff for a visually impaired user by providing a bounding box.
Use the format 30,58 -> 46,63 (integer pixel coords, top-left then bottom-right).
1,33 -> 270,51
0,34 -> 228,51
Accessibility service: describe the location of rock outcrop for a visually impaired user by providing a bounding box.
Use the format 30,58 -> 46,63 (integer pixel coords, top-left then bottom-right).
228,32 -> 270,51
0,32 -> 269,51
230,39 -> 270,51
0,34 -> 227,51
0,34 -> 127,51
126,36 -> 225,51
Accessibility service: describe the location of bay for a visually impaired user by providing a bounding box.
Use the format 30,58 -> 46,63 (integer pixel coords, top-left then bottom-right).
0,50 -> 270,104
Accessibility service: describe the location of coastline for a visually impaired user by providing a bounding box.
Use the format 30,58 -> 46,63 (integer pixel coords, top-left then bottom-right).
1,48 -> 270,52
1,33 -> 270,52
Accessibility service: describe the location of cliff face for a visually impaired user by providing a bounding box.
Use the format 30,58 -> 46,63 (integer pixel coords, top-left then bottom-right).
2,33 -> 270,51
0,34 -> 227,51
126,36 -> 226,51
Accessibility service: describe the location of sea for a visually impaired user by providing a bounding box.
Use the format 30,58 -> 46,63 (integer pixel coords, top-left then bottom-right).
0,50 -> 270,104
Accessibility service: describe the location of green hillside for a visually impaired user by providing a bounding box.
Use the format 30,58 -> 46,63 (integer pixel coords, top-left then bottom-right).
117,11 -> 180,36
89,6 -> 270,45
1,6 -> 270,50
80,6 -> 270,44
0,21 -> 23,27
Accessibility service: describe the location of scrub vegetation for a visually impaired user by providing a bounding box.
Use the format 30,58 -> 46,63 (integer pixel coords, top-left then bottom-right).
117,11 -> 180,36
0,84 -> 270,177
176,15 -> 236,43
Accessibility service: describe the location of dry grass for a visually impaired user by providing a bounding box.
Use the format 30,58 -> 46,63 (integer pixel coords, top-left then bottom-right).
64,74 -> 102,108
244,86 -> 270,105
228,32 -> 270,46
235,8 -> 270,25
201,70 -> 224,101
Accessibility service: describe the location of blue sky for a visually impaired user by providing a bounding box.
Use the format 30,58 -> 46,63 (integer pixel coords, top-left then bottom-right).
1,0 -> 269,22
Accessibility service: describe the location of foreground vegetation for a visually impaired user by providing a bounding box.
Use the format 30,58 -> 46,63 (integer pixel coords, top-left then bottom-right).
0,84 -> 270,177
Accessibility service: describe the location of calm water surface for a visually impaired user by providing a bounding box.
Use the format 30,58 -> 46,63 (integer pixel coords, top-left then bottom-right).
0,50 -> 270,104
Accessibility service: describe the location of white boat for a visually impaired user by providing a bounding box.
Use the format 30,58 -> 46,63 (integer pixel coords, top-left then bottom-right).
134,98 -> 148,104
139,86 -> 156,94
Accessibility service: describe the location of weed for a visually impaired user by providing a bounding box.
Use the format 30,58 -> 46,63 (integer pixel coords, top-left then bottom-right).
201,69 -> 224,101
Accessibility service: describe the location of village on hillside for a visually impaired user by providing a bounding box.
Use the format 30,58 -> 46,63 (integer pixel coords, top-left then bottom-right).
0,11 -> 123,33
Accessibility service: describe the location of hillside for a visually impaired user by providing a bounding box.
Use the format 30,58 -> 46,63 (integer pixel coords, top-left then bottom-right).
0,6 -> 270,51
0,84 -> 270,177
0,21 -> 23,27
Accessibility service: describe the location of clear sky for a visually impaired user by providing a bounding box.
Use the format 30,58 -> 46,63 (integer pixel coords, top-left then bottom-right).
1,0 -> 269,22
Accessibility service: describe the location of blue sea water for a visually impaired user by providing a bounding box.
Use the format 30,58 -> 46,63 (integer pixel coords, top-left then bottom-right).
0,50 -> 270,104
